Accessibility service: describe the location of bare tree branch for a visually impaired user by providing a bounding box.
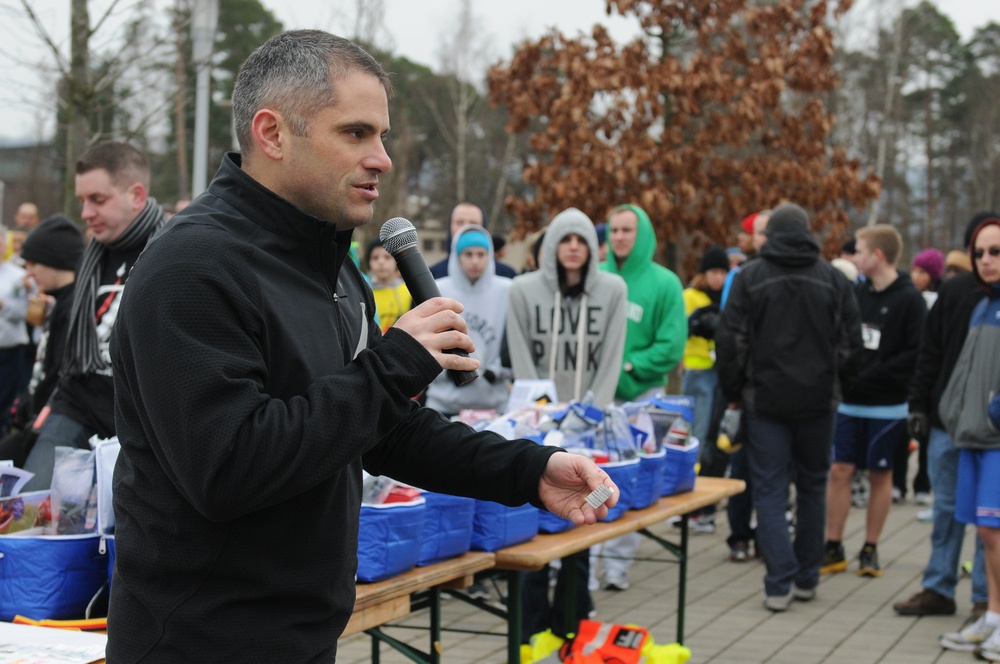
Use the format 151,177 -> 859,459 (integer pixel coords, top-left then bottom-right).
90,0 -> 125,38
18,0 -> 68,75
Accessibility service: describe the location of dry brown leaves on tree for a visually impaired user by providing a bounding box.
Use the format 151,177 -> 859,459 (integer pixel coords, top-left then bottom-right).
488,0 -> 881,268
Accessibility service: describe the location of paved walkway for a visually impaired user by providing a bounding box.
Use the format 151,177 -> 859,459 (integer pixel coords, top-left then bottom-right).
337,493 -> 983,663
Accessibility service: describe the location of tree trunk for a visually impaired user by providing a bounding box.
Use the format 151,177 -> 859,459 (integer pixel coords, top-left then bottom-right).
867,11 -> 904,226
174,2 -> 189,201
64,0 -> 91,214
923,73 -> 934,249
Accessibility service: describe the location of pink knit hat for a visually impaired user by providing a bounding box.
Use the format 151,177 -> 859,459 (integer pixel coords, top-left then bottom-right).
912,248 -> 944,283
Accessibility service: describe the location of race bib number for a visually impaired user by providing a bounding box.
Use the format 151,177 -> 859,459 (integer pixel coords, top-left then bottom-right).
862,324 -> 881,351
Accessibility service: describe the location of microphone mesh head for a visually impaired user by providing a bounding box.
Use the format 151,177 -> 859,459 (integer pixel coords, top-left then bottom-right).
379,217 -> 418,256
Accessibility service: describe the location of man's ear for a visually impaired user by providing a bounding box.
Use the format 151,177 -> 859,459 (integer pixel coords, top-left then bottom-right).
251,109 -> 285,161
128,182 -> 148,212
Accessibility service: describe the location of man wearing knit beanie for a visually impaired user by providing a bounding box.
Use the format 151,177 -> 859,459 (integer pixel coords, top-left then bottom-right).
19,215 -> 84,420
717,202 -> 863,610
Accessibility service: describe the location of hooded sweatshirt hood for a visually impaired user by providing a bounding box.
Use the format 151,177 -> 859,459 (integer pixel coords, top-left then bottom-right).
444,225 -> 497,295
425,226 -> 512,414
759,229 -> 820,268
971,217 -> 1000,295
506,208 -> 628,405
603,204 -> 657,278
538,208 -> 602,294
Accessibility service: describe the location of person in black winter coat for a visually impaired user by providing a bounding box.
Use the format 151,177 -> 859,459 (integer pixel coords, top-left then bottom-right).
717,203 -> 862,611
107,30 -> 618,663
892,212 -> 996,620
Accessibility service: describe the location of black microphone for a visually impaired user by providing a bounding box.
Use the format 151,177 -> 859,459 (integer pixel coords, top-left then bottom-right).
379,217 -> 479,386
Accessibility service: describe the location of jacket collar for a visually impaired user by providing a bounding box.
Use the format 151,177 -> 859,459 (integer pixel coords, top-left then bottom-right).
208,152 -> 355,268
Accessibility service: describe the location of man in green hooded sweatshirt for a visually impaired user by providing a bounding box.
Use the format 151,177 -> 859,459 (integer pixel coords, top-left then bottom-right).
596,203 -> 687,591
602,204 -> 686,402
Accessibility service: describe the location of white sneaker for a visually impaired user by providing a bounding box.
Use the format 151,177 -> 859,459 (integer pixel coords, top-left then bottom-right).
792,585 -> 816,602
763,588 -> 793,612
691,514 -> 716,534
978,629 -> 1000,661
941,615 -> 996,651
917,508 -> 934,522
915,492 -> 933,506
603,570 -> 630,591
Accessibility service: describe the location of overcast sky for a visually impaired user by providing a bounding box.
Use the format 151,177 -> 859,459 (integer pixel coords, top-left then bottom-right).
0,0 -> 996,143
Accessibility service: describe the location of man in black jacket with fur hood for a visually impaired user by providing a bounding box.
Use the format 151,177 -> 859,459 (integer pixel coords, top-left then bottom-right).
717,203 -> 862,612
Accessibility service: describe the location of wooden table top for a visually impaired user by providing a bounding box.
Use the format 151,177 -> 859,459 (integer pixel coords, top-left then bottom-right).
494,477 -> 746,572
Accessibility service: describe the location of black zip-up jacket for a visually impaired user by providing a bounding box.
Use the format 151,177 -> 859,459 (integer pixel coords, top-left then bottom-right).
842,272 -> 926,405
108,154 -> 559,663
716,229 -> 862,420
908,270 -> 984,428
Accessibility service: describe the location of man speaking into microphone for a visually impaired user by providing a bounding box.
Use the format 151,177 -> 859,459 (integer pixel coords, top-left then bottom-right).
107,30 -> 617,663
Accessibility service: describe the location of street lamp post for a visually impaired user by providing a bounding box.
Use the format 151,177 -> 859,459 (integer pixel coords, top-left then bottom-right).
191,0 -> 219,198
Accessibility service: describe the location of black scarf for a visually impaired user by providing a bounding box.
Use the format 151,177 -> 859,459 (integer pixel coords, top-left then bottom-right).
63,197 -> 166,376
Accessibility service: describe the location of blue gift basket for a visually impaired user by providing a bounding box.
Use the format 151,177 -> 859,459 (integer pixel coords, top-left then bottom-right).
470,501 -> 538,551
417,492 -> 475,566
357,498 -> 426,582
0,532 -> 108,621
537,508 -> 575,534
598,458 -> 640,521
661,441 -> 699,496
632,449 -> 667,509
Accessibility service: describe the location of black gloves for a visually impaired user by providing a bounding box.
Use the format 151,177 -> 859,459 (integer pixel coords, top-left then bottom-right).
907,411 -> 929,444
688,303 -> 721,340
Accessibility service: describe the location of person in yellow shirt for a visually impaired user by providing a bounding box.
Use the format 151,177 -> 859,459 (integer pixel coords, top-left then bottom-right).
365,238 -> 412,333
681,245 -> 730,533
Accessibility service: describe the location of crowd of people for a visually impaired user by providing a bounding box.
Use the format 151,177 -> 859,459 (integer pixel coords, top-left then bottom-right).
0,28 -> 998,663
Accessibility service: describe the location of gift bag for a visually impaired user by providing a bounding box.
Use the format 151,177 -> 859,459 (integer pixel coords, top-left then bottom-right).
661,439 -> 699,497
0,531 -> 107,621
632,449 -> 667,510
356,497 -> 426,582
470,501 -> 538,551
417,492 -> 475,566
94,437 -> 120,588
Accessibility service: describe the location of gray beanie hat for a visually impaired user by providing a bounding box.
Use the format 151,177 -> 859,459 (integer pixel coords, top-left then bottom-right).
764,204 -> 810,237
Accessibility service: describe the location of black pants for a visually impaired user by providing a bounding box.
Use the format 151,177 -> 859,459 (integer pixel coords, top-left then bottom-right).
521,554 -> 593,642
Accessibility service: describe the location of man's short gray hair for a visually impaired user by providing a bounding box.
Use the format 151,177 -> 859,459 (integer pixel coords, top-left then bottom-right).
232,30 -> 392,159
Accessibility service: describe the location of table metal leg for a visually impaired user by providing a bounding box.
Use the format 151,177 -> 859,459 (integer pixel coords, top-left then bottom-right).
507,570 -> 523,664
429,587 -> 441,664
678,512 -> 689,645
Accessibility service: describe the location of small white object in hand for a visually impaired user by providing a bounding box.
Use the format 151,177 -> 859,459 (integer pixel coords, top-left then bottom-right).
585,485 -> 614,509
